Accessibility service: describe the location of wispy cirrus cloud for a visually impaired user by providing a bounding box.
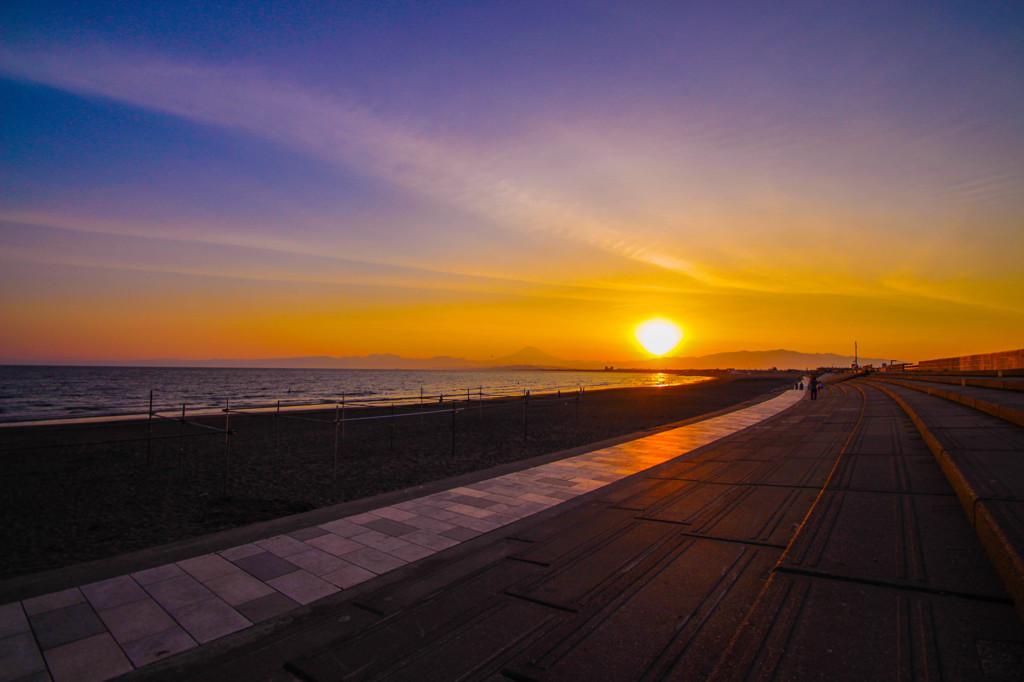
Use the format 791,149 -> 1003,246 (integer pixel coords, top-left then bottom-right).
3,43 -> 1021,305
2,48 -> 720,283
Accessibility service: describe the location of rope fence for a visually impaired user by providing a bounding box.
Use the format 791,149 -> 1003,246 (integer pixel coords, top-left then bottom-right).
0,383 -> 586,502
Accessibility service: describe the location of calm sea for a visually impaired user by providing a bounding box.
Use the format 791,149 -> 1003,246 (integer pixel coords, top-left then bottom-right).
0,366 -> 709,423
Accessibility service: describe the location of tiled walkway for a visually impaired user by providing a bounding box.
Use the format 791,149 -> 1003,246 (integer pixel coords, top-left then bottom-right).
1,386 -> 806,682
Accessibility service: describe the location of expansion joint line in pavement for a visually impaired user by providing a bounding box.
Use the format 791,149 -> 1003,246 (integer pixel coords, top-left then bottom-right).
642,478 -> 838,491
0,384 -> 810,682
772,565 -> 1016,605
643,523 -> 789,550
501,590 -> 579,614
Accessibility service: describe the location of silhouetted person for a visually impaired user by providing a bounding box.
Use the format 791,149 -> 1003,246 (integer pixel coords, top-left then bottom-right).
810,381 -> 818,400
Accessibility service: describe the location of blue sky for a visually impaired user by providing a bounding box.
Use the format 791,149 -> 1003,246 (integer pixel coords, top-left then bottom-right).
2,1 -> 1022,363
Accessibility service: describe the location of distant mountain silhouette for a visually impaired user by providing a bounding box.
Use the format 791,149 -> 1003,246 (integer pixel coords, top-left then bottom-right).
109,347 -> 895,370
628,349 -> 895,370
489,346 -> 567,369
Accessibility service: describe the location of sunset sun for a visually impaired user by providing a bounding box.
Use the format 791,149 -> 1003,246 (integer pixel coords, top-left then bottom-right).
634,319 -> 684,357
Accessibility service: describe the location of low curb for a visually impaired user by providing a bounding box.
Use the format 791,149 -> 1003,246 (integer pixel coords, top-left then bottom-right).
870,376 -> 1024,428
860,379 -> 1024,621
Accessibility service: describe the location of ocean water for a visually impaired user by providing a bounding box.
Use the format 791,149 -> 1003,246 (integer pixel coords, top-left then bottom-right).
0,366 -> 709,423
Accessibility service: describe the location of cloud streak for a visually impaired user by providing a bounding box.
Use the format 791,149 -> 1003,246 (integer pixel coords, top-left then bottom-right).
2,25 -> 1021,318
4,48 -> 710,280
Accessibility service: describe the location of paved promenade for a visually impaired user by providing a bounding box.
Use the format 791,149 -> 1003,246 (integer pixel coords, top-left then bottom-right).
2,386 -> 806,681
5,374 -> 1024,681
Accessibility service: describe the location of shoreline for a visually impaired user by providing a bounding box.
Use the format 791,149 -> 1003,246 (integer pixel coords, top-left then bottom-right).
0,369 -> 716,427
1,372 -> 800,580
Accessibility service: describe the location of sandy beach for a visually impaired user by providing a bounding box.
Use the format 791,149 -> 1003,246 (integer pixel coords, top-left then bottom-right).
0,372 -> 799,580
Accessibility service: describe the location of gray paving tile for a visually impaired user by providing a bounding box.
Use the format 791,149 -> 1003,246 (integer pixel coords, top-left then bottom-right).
449,494 -> 497,509
204,571 -> 275,606
218,543 -> 265,562
441,526 -> 483,541
537,476 -> 579,487
98,597 -> 176,645
288,526 -> 329,542
416,497 -> 458,511
120,625 -> 196,668
479,491 -> 525,506
322,564 -> 377,589
403,515 -> 457,534
486,503 -> 529,518
177,554 -> 239,583
363,517 -> 419,537
22,588 -> 84,616
445,515 -> 502,533
447,503 -> 495,519
402,529 -> 461,551
235,593 -> 300,624
349,530 -> 412,553
342,547 -> 408,575
0,602 -> 29,639
318,518 -> 366,537
371,506 -> 418,522
171,598 -> 250,644
386,543 -> 436,562
28,602 -> 106,651
266,571 -> 339,606
345,511 -> 383,525
81,575 -> 147,611
43,633 -> 132,682
286,548 -> 351,577
478,511 -> 520,526
520,493 -> 564,505
144,575 -> 215,612
255,535 -> 309,557
131,563 -> 186,586
306,532 -> 364,557
0,631 -> 47,681
507,500 -> 549,516
414,505 -> 460,521
451,487 -> 490,498
231,551 -> 299,581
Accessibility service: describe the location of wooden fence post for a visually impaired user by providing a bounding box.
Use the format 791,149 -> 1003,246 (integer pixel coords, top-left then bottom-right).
222,398 -> 231,498
147,390 -> 153,466
178,403 -> 186,483
333,404 -> 340,491
275,399 -> 281,457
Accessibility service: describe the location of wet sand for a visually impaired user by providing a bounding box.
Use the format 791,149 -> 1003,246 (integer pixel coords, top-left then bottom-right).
0,372 -> 799,579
